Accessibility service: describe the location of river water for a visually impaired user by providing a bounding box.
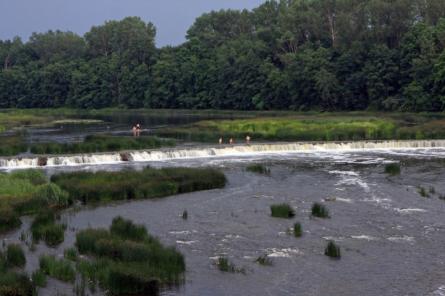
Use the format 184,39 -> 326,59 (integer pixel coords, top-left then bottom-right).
1,112 -> 445,295
1,147 -> 445,296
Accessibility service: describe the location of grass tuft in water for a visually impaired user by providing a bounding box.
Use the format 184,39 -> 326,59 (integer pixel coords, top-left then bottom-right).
255,255 -> 273,266
384,163 -> 401,175
0,206 -> 21,234
39,255 -> 76,283
311,203 -> 330,218
64,248 -> 78,262
246,164 -> 270,175
5,244 -> 26,268
418,186 -> 430,198
31,210 -> 65,247
324,241 -> 341,259
293,222 -> 303,238
182,210 -> 188,220
270,203 -> 295,218
31,269 -> 47,287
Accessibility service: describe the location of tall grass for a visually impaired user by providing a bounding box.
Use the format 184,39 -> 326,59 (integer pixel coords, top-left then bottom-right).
31,210 -> 65,247
311,203 -> 330,218
384,163 -> 401,175
246,164 -> 270,175
75,217 -> 185,295
324,241 -> 341,259
0,206 -> 21,234
293,223 -> 303,238
39,255 -> 76,283
0,271 -> 35,295
5,244 -> 26,268
52,167 -> 226,204
270,203 -> 295,218
30,135 -> 175,155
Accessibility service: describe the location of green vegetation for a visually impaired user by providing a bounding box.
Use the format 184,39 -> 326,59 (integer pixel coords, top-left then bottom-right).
75,217 -> 185,295
64,248 -> 78,262
182,210 -> 188,220
52,167 -> 226,204
311,203 -> 330,218
270,203 -> 295,219
157,114 -> 445,142
0,270 -> 35,296
5,244 -> 26,268
385,163 -> 401,176
39,255 -> 76,283
418,186 -> 430,198
31,210 -> 65,247
0,206 -> 21,234
324,241 -> 341,259
31,270 -> 47,287
216,257 -> 236,272
255,255 -> 272,266
246,164 -> 270,175
293,223 -> 303,238
30,135 -> 175,155
2,1 -> 445,112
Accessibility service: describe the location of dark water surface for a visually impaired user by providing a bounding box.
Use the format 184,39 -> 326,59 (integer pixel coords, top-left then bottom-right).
2,150 -> 445,296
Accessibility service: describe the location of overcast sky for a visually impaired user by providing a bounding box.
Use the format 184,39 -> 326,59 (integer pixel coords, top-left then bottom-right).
0,0 -> 265,47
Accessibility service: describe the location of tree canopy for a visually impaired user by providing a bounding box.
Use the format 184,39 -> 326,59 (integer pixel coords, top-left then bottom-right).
1,1 -> 445,111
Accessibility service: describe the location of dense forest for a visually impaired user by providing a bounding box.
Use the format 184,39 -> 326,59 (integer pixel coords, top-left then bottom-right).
1,0 -> 445,111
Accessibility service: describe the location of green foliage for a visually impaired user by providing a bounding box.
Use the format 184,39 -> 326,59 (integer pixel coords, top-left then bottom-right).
51,167 -> 226,204
418,186 -> 430,198
31,269 -> 47,287
6,244 -> 26,268
255,255 -> 272,266
311,203 -> 330,218
324,241 -> 341,259
10,170 -> 47,185
216,257 -> 235,272
30,135 -> 175,155
246,164 -> 270,175
64,248 -> 78,262
0,206 -> 21,234
39,255 -> 76,283
270,203 -> 295,218
0,271 -> 35,296
385,163 -> 401,175
293,222 -> 302,238
31,210 -> 65,247
75,217 -> 185,295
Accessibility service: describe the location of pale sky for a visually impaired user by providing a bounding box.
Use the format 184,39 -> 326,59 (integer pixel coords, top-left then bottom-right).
0,0 -> 265,47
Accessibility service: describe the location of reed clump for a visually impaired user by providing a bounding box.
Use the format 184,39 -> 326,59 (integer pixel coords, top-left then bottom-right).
5,244 -> 26,268
30,135 -> 175,155
246,164 -> 270,175
52,167 -> 226,204
384,163 -> 401,175
324,241 -> 341,259
39,255 -> 76,283
255,255 -> 273,266
75,216 -> 185,295
31,210 -> 65,247
293,222 -> 303,238
270,203 -> 295,218
311,203 -> 330,218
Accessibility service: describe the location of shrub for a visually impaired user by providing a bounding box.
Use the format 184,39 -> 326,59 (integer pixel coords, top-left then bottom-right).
246,164 -> 270,175
31,269 -> 47,287
293,223 -> 302,238
311,203 -> 330,218
270,203 -> 295,218
384,163 -> 401,175
39,255 -> 76,283
324,241 -> 341,259
6,244 -> 26,268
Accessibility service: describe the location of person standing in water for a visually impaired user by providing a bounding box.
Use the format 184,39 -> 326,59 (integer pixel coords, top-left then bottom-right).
136,123 -> 141,137
246,135 -> 251,145
219,137 -> 223,145
132,125 -> 137,137
229,138 -> 234,145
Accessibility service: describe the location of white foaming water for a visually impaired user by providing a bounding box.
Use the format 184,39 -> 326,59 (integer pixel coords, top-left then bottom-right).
430,285 -> 445,296
266,248 -> 303,258
351,235 -> 378,241
1,139 -> 445,169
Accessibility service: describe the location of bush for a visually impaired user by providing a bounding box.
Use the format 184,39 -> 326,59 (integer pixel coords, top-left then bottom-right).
31,270 -> 47,287
293,223 -> 302,238
311,203 -> 330,218
384,163 -> 401,175
324,241 -> 341,259
246,164 -> 270,175
270,203 -> 295,218
39,255 -> 76,283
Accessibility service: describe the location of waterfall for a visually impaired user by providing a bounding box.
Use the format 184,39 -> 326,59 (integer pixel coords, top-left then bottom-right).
0,139 -> 444,169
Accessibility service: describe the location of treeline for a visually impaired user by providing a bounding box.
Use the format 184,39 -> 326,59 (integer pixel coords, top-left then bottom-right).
1,0 -> 445,111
